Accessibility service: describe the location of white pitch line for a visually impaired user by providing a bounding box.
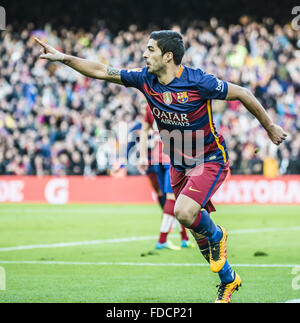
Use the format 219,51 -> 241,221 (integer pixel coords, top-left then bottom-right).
0,235 -> 158,252
1,226 -> 300,252
0,260 -> 299,268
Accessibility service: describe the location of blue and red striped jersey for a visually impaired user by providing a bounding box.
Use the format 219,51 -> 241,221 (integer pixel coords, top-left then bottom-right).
144,104 -> 170,165
121,65 -> 229,171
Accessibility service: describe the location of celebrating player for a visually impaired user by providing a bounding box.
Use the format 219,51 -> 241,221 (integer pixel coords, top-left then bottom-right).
35,30 -> 287,303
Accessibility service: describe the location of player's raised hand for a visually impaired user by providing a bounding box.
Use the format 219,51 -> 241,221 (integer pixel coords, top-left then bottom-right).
34,37 -> 65,62
266,124 -> 288,146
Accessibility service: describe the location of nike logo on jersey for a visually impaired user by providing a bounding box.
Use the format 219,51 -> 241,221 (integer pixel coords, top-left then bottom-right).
188,186 -> 201,193
149,90 -> 159,96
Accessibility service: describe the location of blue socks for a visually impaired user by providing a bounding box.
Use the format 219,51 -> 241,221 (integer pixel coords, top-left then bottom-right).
189,209 -> 234,283
209,226 -> 223,243
196,238 -> 235,283
188,209 -> 222,242
218,260 -> 235,283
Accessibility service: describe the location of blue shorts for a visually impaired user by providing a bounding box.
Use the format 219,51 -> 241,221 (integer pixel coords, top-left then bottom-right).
154,164 -> 173,194
146,165 -> 156,175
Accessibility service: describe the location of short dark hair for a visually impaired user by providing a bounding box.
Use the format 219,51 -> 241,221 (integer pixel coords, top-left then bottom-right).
150,30 -> 185,65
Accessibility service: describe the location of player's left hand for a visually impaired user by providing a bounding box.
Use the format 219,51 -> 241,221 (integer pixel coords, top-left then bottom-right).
266,124 -> 288,146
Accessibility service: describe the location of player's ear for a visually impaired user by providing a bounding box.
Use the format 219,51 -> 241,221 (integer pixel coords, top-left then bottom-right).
164,52 -> 173,63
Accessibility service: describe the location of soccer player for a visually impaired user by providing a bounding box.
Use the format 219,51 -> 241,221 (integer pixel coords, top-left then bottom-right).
139,104 -> 193,250
35,31 -> 287,302
126,117 -> 167,209
112,113 -> 178,247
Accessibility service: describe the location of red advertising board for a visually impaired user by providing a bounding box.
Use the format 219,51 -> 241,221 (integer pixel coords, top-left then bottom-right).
0,176 -> 156,204
213,175 -> 300,204
0,175 -> 300,205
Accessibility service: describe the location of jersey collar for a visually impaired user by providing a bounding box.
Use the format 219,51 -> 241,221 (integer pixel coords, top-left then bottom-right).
176,65 -> 184,79
154,65 -> 185,86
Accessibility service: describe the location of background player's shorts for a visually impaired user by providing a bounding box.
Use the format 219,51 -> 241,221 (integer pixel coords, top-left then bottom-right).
154,164 -> 173,194
170,162 -> 229,213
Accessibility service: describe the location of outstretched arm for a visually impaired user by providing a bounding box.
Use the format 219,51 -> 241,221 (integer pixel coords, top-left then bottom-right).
34,37 -> 123,85
226,82 -> 288,146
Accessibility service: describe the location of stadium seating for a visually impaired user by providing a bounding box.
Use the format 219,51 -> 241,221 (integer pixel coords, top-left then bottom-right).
0,19 -> 299,176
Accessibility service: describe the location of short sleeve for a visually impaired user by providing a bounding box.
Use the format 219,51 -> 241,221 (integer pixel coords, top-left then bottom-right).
121,68 -> 145,89
197,71 -> 228,100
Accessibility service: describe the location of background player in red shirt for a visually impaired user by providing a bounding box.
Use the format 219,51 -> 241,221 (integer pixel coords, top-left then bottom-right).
35,31 -> 287,303
139,104 -> 193,250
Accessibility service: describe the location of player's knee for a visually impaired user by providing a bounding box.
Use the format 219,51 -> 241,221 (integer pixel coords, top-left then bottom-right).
174,204 -> 194,226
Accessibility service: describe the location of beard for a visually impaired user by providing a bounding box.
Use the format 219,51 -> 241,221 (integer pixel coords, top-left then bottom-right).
147,63 -> 166,76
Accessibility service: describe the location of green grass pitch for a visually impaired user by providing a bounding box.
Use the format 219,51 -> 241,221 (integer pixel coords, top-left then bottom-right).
0,203 -> 300,303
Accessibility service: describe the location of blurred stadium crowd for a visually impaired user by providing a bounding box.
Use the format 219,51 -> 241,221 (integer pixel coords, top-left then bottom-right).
0,17 -> 300,176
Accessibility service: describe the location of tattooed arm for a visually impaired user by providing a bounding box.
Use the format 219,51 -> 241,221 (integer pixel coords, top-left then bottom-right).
34,37 -> 123,85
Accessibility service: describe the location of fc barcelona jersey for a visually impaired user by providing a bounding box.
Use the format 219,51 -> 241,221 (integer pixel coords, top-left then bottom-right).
121,65 -> 229,171
144,104 -> 170,165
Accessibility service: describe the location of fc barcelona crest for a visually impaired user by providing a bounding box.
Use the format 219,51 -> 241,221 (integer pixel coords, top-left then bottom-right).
177,91 -> 189,104
163,91 -> 172,105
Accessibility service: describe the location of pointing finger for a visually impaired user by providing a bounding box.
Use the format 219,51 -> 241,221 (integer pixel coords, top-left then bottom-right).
34,37 -> 48,48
